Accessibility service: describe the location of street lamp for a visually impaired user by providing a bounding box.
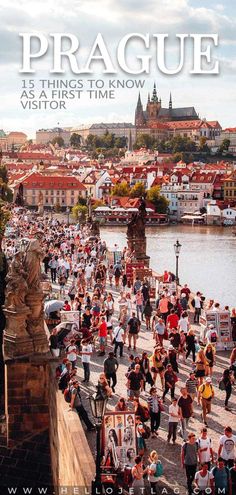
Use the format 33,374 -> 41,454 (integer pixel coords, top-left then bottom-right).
89,392 -> 108,495
66,206 -> 70,226
174,239 -> 182,285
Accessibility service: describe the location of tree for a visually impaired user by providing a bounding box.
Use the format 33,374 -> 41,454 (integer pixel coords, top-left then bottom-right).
51,136 -> 65,147
0,201 -> 10,240
147,186 -> 169,213
134,133 -> 156,149
0,166 -> 13,202
70,133 -> 81,148
72,204 -> 88,222
198,136 -> 210,153
111,181 -> 130,197
219,139 -> 230,154
129,182 -> 146,198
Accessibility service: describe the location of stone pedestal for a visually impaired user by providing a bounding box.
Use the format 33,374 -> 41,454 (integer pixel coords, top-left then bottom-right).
127,236 -> 150,267
3,307 -> 34,358
4,356 -> 50,444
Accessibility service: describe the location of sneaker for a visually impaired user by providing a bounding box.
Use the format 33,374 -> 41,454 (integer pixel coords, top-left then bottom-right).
204,421 -> 208,427
154,431 -> 159,436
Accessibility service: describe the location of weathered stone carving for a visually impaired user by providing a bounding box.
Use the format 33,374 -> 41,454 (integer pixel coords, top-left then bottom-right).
24,239 -> 44,292
3,238 -> 49,357
5,252 -> 28,311
127,197 -> 150,267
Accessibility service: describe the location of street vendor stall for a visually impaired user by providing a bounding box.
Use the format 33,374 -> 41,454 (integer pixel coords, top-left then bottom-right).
200,310 -> 233,350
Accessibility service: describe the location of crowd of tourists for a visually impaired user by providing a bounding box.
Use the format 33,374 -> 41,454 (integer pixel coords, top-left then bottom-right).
3,206 -> 236,495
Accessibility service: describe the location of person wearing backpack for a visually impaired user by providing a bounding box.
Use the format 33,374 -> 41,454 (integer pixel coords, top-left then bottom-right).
148,450 -> 163,494
181,432 -> 199,495
205,324 -> 218,345
210,457 -> 232,495
198,377 -> 214,427
69,380 -> 95,431
219,369 -> 234,411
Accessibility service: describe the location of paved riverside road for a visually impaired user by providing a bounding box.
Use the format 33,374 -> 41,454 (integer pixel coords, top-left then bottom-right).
67,281 -> 235,495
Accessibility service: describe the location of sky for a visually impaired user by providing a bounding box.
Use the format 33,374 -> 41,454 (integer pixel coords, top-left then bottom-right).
0,0 -> 235,138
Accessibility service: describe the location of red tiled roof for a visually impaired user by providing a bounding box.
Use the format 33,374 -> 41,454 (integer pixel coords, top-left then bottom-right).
191,173 -> 216,183
17,152 -> 58,161
19,173 -> 86,190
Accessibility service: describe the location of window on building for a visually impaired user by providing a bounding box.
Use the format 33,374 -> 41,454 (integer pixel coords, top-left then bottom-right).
61,199 -> 65,204
57,191 -> 60,196
71,190 -> 74,195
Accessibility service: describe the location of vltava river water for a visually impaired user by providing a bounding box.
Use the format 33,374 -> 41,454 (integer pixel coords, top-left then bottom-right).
100,225 -> 236,308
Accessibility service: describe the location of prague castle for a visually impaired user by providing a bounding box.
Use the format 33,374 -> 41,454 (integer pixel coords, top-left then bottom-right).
135,83 -> 199,127
134,83 -> 221,142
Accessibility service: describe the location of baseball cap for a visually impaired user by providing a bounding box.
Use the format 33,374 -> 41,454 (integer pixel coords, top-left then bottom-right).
206,377 -> 212,383
208,324 -> 214,329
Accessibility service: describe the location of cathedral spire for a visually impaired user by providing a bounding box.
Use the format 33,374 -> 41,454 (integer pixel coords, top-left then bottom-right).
169,92 -> 172,110
151,83 -> 158,103
137,92 -> 142,108
147,92 -> 150,103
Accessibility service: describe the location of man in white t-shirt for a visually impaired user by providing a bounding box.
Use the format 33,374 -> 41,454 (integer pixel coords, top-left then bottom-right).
197,427 -> 213,469
218,426 -> 236,468
194,463 -> 214,492
193,291 -> 202,324
80,338 -> 93,383
167,397 -> 179,444
113,322 -> 125,358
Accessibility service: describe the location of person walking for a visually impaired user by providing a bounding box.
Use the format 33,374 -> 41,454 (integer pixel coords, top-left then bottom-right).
178,387 -> 193,441
127,364 -> 144,399
131,455 -> 148,495
185,371 -> 198,404
135,290 -> 144,321
153,318 -> 166,347
103,352 -> 119,393
113,321 -> 125,358
211,457 -> 232,495
197,427 -> 214,470
195,349 -> 208,385
148,450 -> 163,495
167,397 -> 180,444
218,426 -> 236,469
194,463 -> 214,494
80,338 -> 93,383
186,329 -> 196,363
181,432 -> 198,495
162,364 -> 177,401
198,377 -> 214,426
143,298 -> 153,330
219,369 -> 234,411
193,291 -> 202,324
127,312 -> 140,351
147,386 -> 163,438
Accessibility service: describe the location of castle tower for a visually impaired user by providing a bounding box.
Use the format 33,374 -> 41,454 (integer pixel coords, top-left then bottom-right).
146,83 -> 162,122
135,92 -> 145,127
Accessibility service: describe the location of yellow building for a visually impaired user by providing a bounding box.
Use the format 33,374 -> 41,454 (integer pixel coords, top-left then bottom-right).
223,172 -> 236,201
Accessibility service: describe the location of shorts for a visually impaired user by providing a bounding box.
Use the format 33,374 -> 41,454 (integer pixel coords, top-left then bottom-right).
99,337 -> 106,345
93,311 -> 100,317
195,370 -> 205,377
